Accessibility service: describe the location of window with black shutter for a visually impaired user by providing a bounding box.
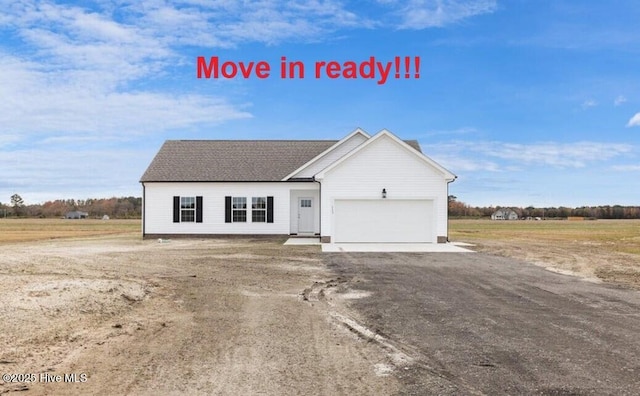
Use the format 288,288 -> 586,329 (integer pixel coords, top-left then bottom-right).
173,196 -> 202,223
225,196 -> 273,224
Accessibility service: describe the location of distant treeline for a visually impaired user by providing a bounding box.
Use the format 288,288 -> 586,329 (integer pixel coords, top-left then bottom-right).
449,197 -> 640,219
0,197 -> 142,219
2,195 -> 639,220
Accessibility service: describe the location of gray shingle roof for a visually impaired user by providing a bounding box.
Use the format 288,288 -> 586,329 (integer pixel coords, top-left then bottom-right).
140,139 -> 422,182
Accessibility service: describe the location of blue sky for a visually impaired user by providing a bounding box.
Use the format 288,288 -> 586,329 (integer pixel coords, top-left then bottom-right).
1,0 -> 639,207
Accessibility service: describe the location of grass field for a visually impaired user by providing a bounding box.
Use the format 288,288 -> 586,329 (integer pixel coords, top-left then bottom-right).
1,218 -> 639,288
450,219 -> 640,255
450,219 -> 640,288
0,218 -> 140,244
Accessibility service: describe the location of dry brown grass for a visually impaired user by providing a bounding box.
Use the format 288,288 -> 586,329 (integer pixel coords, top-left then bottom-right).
0,218 -> 140,244
3,218 -> 639,288
450,219 -> 640,288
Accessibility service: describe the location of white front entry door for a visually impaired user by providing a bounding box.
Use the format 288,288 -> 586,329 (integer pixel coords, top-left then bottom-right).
298,197 -> 314,233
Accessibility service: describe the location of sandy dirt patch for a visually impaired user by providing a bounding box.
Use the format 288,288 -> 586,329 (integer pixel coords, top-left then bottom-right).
468,238 -> 640,288
450,219 -> 640,289
0,236 -> 399,395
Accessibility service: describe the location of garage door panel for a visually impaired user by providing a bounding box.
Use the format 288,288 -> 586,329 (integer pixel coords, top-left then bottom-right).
334,199 -> 433,243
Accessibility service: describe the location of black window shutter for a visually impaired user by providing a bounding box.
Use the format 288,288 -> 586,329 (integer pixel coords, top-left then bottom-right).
173,196 -> 180,223
267,196 -> 274,223
196,196 -> 203,223
225,196 -> 232,223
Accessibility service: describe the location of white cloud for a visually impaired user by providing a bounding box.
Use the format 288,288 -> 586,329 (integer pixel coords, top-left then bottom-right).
0,147 -> 154,204
431,154 -> 501,172
0,0 -> 498,140
427,140 -> 633,171
127,0 -> 366,47
421,127 -> 478,137
483,141 -> 631,168
612,164 -> 640,171
0,0 -> 504,203
491,142 -> 632,168
0,134 -> 21,149
0,1 -> 260,140
379,0 -> 497,29
614,95 -> 627,106
2,0 -> 493,52
627,112 -> 640,127
581,99 -> 597,109
432,140 -> 638,207
0,54 -> 251,138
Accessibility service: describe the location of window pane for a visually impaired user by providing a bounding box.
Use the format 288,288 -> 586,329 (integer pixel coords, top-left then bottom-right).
252,197 -> 266,209
181,196 -> 195,209
233,197 -> 246,209
232,197 -> 247,222
251,197 -> 266,222
179,196 -> 195,222
233,210 -> 246,222
181,209 -> 195,222
252,210 -> 266,223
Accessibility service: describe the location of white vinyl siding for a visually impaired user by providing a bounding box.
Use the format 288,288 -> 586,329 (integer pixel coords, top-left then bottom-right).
144,182 -> 317,235
290,133 -> 368,178
142,132 -> 451,241
318,134 -> 449,242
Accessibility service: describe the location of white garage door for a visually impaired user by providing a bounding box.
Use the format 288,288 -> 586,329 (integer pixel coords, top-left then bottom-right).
334,199 -> 434,243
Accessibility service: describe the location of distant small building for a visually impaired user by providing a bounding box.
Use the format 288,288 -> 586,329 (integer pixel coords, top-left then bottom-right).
66,211 -> 88,219
491,209 -> 519,220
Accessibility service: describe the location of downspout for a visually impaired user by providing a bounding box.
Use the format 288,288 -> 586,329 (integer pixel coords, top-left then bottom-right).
141,182 -> 146,238
446,176 -> 457,242
314,178 -> 321,238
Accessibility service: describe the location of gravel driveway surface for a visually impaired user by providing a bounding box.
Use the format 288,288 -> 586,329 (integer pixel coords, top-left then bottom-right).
324,252 -> 640,395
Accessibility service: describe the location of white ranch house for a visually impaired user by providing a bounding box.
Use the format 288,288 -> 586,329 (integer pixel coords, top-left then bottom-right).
140,129 -> 456,244
491,208 -> 519,220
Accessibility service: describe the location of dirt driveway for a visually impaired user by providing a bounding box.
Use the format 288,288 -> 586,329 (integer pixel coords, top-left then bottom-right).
3,236 -> 640,395
324,252 -> 640,395
0,236 -> 398,395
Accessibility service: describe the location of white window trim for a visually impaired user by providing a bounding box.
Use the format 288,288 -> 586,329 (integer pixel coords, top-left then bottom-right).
252,197 -> 267,223
180,196 -> 195,223
232,196 -> 247,223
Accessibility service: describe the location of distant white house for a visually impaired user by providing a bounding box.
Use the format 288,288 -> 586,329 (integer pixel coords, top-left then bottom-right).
66,210 -> 88,219
491,208 -> 519,220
